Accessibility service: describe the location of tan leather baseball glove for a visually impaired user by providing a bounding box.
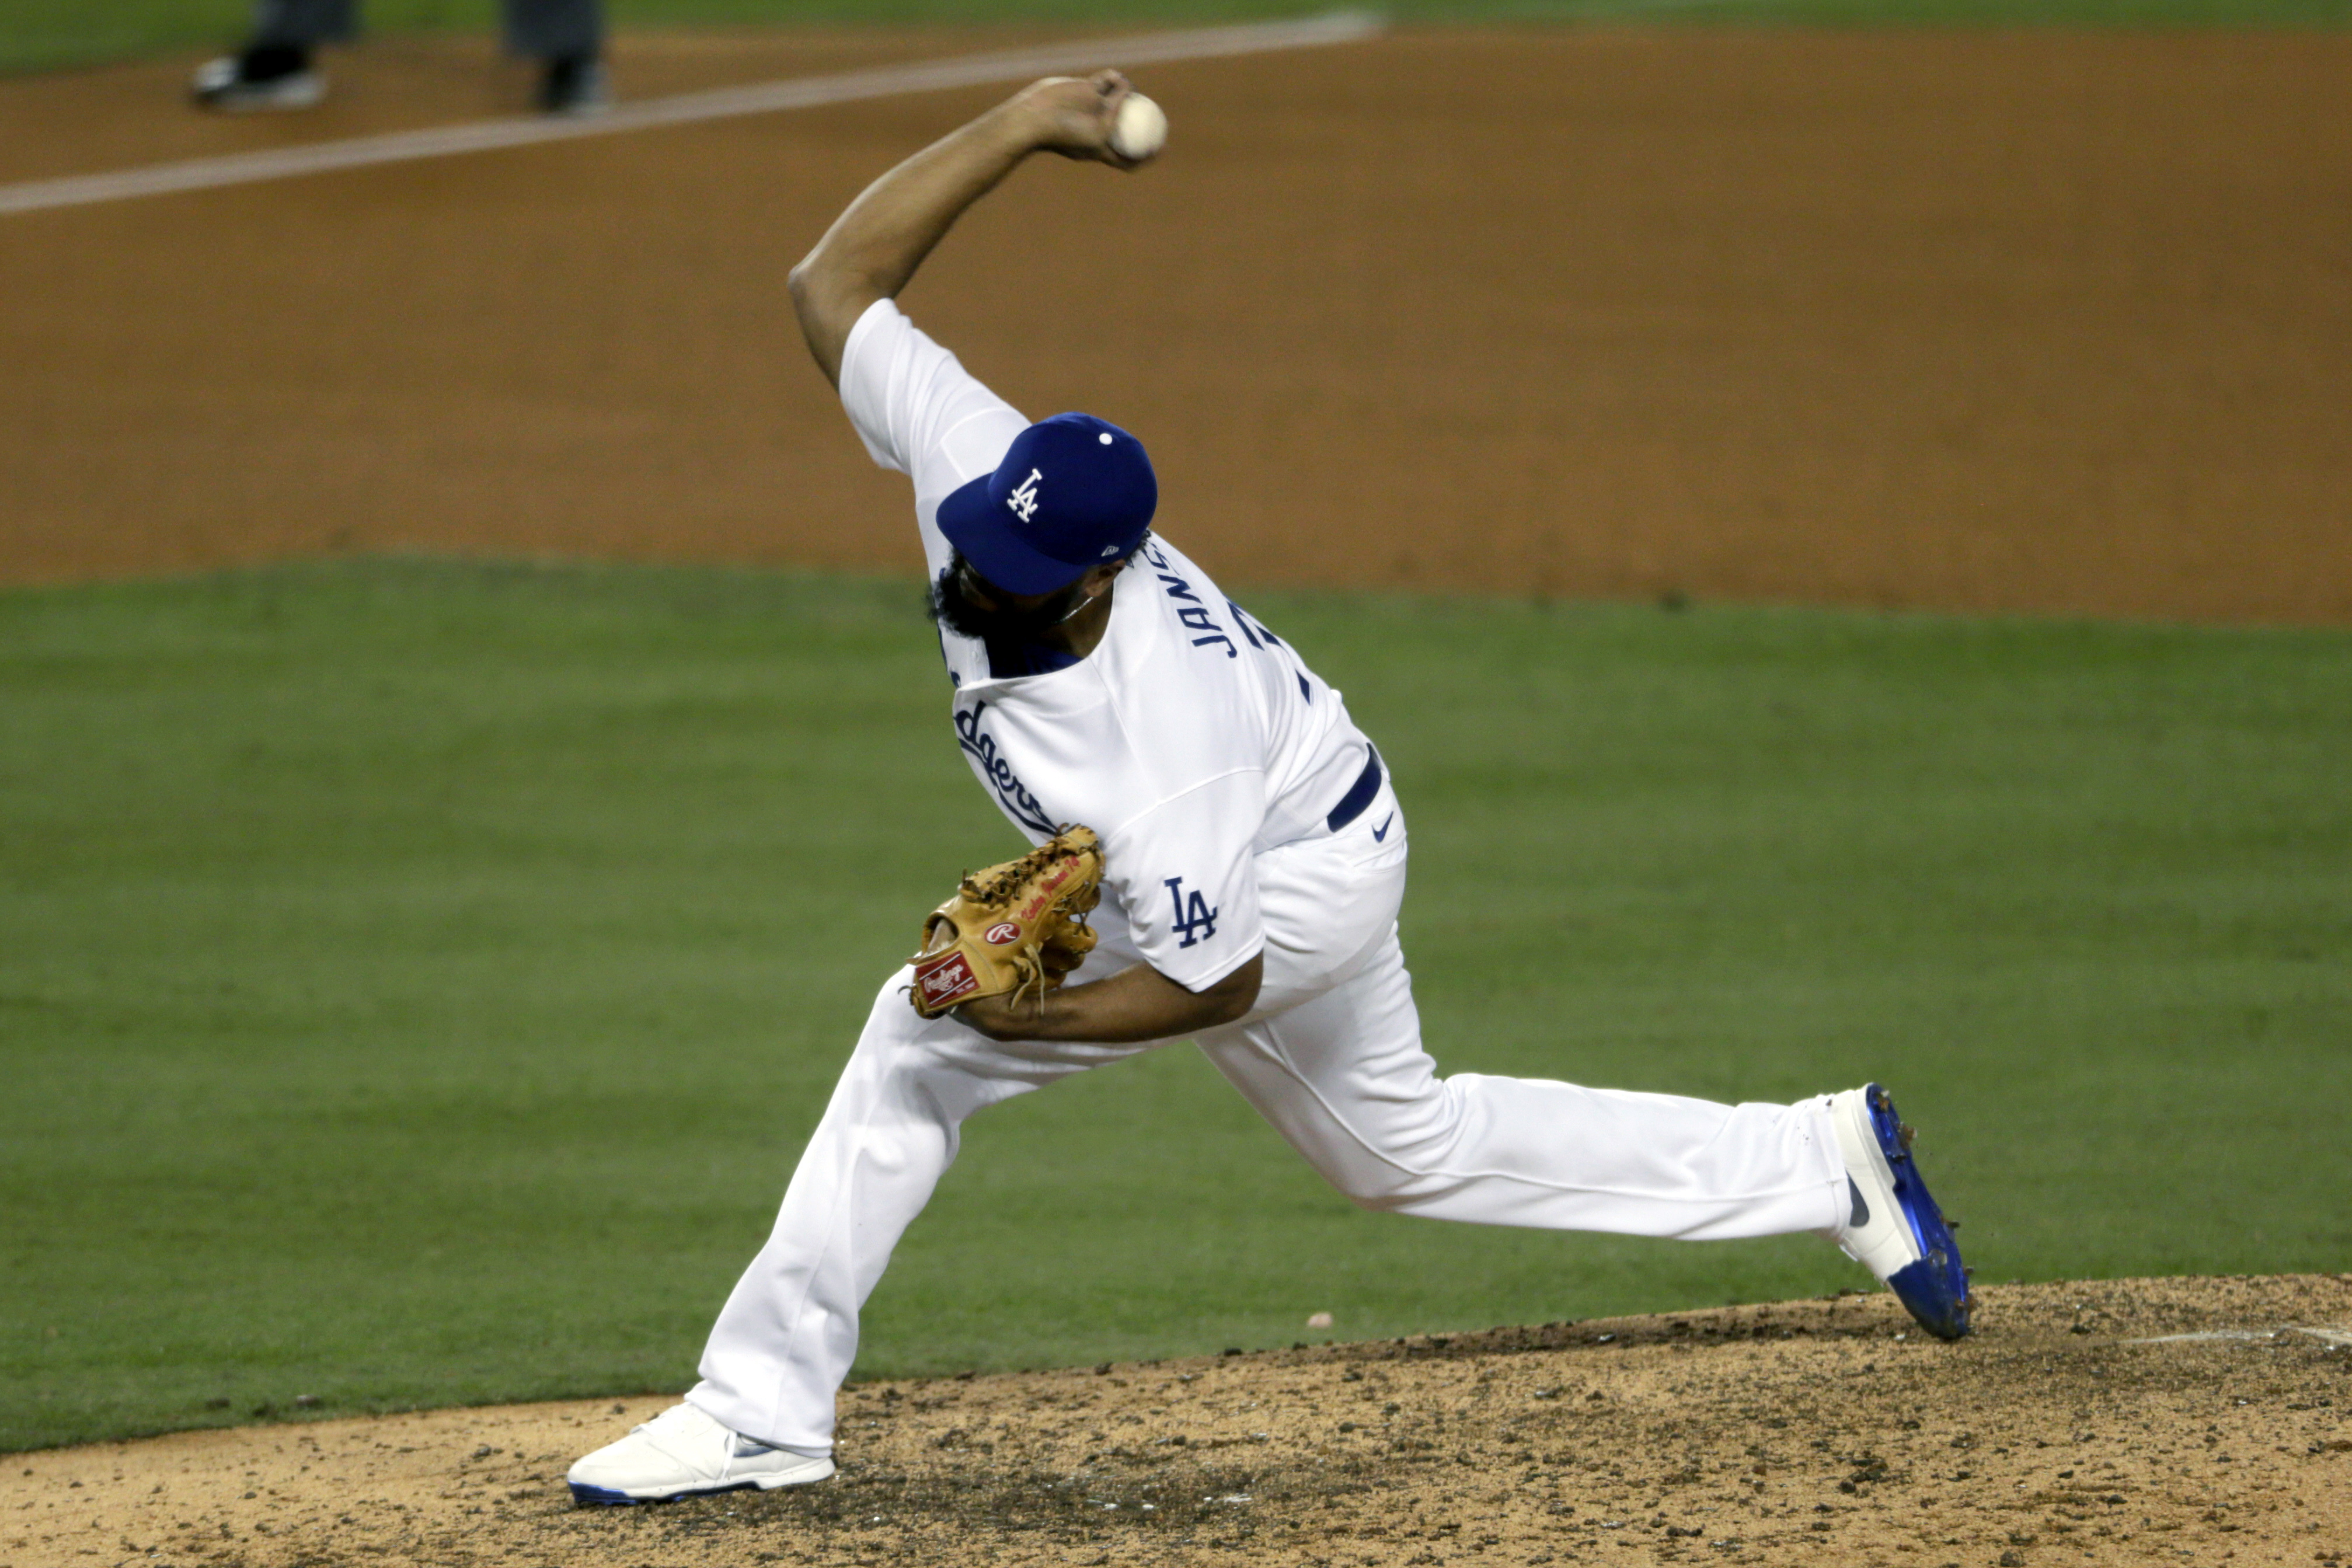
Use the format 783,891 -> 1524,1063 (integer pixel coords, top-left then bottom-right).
908,825 -> 1104,1019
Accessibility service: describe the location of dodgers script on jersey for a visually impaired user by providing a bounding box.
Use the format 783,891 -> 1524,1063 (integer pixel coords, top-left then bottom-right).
838,299 -> 1379,992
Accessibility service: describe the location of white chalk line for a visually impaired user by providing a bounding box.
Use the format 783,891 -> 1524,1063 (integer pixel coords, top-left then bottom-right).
2125,1326 -> 2352,1347
0,11 -> 1383,219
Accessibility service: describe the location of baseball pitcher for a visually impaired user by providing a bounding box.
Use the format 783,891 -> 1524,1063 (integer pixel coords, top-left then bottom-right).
567,71 -> 1970,1506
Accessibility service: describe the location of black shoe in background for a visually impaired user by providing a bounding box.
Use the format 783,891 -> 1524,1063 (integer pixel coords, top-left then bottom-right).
191,43 -> 325,110
538,53 -> 608,116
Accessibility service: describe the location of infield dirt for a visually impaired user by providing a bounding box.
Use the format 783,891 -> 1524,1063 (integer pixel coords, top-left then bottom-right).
11,1276 -> 2350,1567
3,26 -> 2350,621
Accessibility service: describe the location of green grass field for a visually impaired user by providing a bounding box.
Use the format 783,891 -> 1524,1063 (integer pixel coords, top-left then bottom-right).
6,0 -> 2351,76
2,557 -> 2346,1453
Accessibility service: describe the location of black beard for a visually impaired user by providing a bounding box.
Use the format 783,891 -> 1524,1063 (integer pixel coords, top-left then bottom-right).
928,556 -> 1088,646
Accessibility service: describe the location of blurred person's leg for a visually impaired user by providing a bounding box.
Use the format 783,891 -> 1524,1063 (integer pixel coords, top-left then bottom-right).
191,0 -> 351,110
250,0 -> 359,48
506,0 -> 608,115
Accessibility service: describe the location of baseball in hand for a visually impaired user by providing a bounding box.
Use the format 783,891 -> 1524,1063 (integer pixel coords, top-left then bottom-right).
1109,92 -> 1167,162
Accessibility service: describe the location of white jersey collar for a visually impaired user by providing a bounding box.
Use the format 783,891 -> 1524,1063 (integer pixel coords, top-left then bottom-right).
944,567 -> 1157,708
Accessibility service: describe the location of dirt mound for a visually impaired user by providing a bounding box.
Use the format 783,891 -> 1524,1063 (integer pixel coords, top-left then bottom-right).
12,1275 -> 2348,1566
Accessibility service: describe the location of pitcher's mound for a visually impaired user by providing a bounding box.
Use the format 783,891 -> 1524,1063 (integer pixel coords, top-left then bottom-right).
15,1275 -> 2349,1566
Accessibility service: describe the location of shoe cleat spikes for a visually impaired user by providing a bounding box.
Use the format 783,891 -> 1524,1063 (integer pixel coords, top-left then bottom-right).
1897,1122 -> 1917,1152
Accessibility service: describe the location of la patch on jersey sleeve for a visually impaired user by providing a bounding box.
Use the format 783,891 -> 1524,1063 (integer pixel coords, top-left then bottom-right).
1106,772 -> 1266,993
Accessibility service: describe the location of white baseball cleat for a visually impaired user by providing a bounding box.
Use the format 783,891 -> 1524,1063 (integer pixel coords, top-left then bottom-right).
566,1402 -> 834,1505
1825,1083 -> 1973,1340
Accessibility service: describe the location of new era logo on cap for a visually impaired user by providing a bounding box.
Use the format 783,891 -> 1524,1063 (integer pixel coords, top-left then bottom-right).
937,413 -> 1156,596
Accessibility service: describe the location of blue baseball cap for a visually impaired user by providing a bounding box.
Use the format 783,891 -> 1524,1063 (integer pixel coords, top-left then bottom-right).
936,413 -> 1157,596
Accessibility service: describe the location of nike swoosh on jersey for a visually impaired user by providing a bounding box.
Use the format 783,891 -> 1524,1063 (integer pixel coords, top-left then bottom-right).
1371,813 -> 1395,842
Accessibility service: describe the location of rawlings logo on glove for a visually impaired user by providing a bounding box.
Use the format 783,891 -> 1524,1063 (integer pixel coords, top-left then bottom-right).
908,825 -> 1104,1019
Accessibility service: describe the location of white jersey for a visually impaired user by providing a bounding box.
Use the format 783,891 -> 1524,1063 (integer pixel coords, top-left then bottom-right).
838,299 -> 1380,991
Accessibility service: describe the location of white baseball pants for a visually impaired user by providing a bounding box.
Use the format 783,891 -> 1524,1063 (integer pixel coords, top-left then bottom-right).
688,792 -> 1849,1455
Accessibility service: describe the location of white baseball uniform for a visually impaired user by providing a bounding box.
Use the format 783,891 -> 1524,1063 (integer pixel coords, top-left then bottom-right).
686,300 -> 1851,1457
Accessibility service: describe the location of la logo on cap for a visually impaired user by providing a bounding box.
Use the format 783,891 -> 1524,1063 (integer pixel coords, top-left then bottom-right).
1006,468 -> 1043,524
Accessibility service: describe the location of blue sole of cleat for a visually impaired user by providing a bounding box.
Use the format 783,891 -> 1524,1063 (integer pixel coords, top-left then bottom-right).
567,1479 -> 762,1507
1863,1083 -> 1973,1340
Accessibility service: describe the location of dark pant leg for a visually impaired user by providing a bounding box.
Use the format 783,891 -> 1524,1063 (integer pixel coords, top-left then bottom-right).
250,0 -> 358,46
503,0 -> 602,59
